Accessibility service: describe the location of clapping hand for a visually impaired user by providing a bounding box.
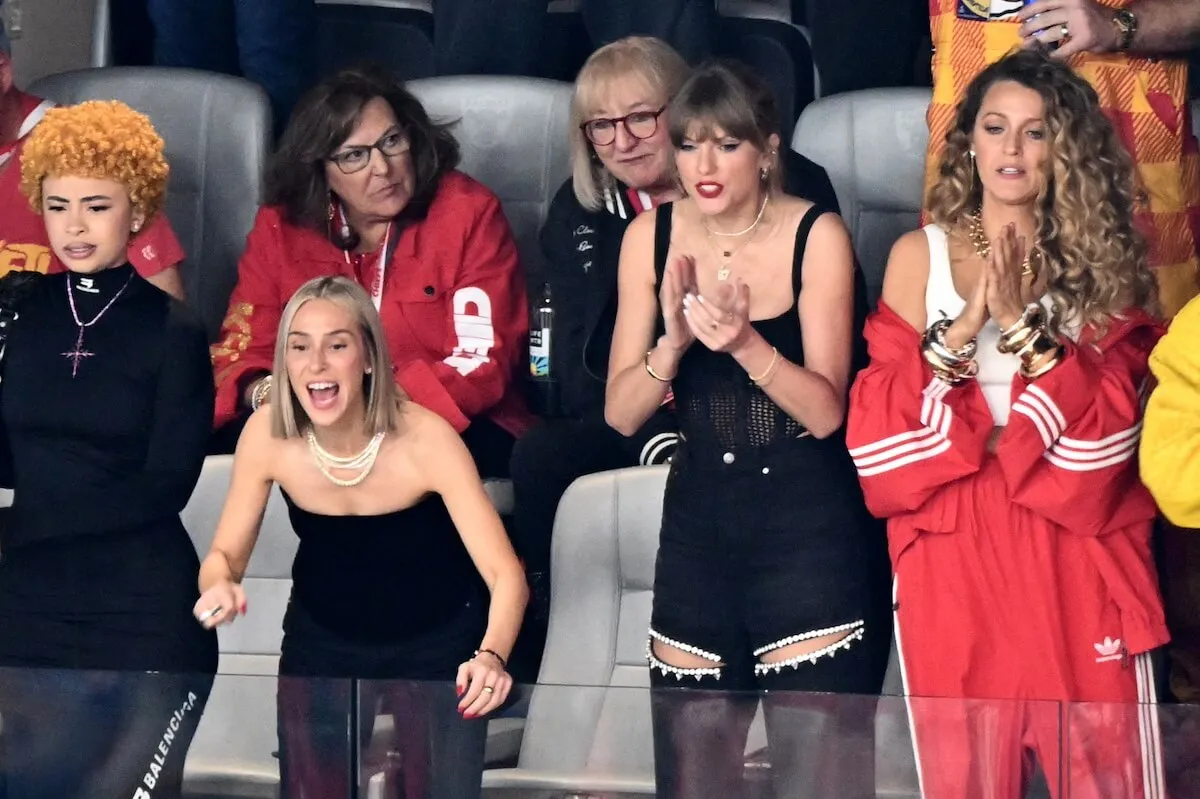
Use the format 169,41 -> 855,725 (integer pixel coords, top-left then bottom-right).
682,278 -> 755,354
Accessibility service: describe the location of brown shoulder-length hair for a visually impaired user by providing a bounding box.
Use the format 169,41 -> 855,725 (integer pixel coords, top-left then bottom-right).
265,64 -> 460,248
928,48 -> 1159,335
667,59 -> 784,195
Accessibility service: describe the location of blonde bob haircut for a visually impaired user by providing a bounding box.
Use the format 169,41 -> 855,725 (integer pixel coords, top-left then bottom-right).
270,276 -> 402,439
20,99 -> 169,222
570,36 -> 690,211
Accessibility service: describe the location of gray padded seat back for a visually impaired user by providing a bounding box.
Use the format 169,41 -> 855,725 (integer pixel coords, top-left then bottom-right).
791,88 -> 931,306
27,68 -> 272,340
180,455 -> 298,793
484,466 -> 667,793
406,76 -> 574,281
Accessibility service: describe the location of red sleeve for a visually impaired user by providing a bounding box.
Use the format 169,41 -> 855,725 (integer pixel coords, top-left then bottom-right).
126,211 -> 184,278
995,312 -> 1164,536
209,207 -> 284,429
846,302 -> 994,518
395,194 -> 526,432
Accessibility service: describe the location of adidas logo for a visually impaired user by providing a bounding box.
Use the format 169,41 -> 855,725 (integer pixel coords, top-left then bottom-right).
1094,636 -> 1123,663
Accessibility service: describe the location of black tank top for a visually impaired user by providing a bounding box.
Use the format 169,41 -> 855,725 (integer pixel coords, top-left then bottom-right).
283,488 -> 480,643
654,203 -> 827,453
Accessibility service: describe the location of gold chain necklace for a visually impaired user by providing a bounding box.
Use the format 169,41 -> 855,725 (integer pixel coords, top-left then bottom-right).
702,194 -> 770,281
966,210 -> 1040,278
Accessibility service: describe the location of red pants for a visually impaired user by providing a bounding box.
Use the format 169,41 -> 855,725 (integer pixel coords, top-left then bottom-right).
893,461 -> 1167,799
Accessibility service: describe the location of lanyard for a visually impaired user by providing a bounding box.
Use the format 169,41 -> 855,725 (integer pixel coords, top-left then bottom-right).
333,202 -> 397,312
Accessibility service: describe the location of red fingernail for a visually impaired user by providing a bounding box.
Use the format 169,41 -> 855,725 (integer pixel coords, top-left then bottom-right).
456,686 -> 464,697
240,602 -> 248,614
464,712 -> 475,720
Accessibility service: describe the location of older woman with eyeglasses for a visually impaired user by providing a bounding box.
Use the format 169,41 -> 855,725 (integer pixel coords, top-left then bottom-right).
210,65 -> 531,474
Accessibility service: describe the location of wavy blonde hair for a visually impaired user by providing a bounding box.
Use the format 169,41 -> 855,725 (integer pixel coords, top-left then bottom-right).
20,100 -> 168,222
928,48 -> 1159,336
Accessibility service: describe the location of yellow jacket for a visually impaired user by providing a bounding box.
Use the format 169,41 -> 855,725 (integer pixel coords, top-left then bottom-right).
1142,296 -> 1200,527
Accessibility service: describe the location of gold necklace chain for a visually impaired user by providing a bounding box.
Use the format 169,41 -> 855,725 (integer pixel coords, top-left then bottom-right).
966,210 -> 1040,278
702,194 -> 770,281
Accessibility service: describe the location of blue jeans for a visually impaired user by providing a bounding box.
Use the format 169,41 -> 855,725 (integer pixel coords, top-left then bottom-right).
146,0 -> 316,135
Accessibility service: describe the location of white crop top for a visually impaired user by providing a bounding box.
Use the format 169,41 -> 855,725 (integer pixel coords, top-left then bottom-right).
922,224 -> 1058,425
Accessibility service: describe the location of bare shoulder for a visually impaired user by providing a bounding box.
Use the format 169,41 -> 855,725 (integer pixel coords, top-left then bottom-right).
621,206 -> 657,250
398,402 -> 470,462
880,228 -> 932,329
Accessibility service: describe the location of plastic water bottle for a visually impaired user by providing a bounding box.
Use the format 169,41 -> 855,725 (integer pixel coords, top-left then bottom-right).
528,283 -> 559,416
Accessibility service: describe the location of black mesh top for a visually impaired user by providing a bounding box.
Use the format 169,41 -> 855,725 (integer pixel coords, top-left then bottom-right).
653,203 -> 829,454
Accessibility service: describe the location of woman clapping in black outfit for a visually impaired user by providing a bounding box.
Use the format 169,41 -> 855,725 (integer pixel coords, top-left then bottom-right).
0,101 -> 217,798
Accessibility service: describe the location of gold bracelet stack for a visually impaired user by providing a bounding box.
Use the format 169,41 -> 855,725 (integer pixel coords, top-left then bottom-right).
748,347 -> 781,387
997,303 -> 1064,380
921,318 -> 979,385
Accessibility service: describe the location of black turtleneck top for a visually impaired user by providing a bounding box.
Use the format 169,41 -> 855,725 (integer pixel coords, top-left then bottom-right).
0,264 -> 214,549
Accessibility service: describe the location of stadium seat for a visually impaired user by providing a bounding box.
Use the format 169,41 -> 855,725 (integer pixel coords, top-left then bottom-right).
717,0 -> 791,23
483,465 -> 669,794
180,455 -> 296,797
27,68 -> 272,340
406,75 -> 574,283
791,88 -> 931,307
716,15 -> 816,142
314,0 -> 436,83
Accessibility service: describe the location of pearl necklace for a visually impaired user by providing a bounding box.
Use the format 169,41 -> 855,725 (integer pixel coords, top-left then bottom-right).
306,429 -> 386,487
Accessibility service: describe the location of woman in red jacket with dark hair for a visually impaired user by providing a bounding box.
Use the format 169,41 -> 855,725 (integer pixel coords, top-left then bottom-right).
210,65 -> 530,474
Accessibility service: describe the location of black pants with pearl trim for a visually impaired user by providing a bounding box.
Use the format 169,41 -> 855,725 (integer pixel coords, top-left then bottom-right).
647,436 -> 886,799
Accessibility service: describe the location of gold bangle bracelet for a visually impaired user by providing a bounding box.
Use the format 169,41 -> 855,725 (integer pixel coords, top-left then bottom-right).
748,347 -> 780,384
644,350 -> 673,383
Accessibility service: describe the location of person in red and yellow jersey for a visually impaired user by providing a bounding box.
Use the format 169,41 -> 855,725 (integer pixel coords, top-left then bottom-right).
0,33 -> 185,298
926,0 -> 1200,318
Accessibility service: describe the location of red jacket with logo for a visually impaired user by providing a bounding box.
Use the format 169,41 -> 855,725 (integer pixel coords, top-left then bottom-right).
211,170 -> 532,435
846,302 -> 1169,655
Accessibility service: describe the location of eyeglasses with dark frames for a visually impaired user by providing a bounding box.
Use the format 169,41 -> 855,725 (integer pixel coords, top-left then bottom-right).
328,130 -> 411,174
580,106 -> 667,147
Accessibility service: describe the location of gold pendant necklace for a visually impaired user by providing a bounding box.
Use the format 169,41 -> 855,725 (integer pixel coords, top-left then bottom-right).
966,209 -> 1040,278
703,194 -> 770,281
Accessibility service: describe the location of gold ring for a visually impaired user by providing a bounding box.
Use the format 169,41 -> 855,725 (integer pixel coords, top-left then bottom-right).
482,686 -> 495,694
1060,23 -> 1069,37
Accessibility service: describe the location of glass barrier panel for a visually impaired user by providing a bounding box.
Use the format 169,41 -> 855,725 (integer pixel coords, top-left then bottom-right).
1067,696 -> 1200,799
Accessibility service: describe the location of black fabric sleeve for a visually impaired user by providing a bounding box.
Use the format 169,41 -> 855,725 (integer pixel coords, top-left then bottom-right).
103,303 -> 215,523
537,180 -> 581,294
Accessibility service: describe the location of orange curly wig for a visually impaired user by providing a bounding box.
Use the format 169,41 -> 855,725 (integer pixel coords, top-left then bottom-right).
19,100 -> 169,221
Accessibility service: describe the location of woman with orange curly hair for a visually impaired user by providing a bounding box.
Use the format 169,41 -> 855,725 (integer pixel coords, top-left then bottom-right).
0,100 -> 216,798
847,50 -> 1168,797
